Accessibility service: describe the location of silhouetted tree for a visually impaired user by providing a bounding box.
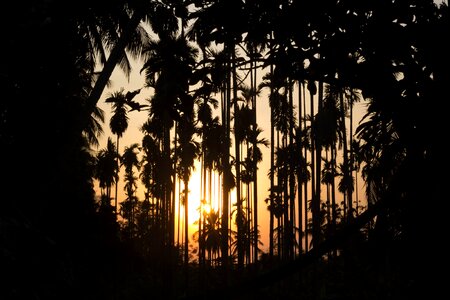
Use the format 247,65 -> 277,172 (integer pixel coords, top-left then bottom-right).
120,143 -> 141,239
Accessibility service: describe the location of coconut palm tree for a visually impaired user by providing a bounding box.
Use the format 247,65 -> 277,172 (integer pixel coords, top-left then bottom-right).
232,102 -> 250,268
120,143 -> 141,239
140,118 -> 167,264
200,209 -> 222,266
259,70 -> 282,258
241,126 -> 269,262
188,0 -> 249,273
316,84 -> 343,242
105,89 -> 130,214
230,202 -> 264,265
237,84 -> 266,263
195,92 -> 221,265
95,137 -> 119,204
85,1 -> 179,114
141,32 -> 199,251
176,114 -> 200,270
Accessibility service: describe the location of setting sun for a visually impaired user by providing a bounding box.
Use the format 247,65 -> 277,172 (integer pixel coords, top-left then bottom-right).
182,161 -> 221,238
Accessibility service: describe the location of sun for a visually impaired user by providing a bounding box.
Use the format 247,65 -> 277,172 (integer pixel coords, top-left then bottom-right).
184,162 -> 221,233
175,160 -> 224,242
202,203 -> 212,215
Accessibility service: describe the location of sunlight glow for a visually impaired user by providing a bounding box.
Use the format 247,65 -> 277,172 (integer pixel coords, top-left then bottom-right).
202,203 -> 212,216
187,164 -> 201,227
184,162 -> 222,239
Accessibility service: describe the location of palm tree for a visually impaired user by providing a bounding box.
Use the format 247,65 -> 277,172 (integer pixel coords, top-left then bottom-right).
318,84 -> 343,237
176,114 -> 200,271
195,91 -> 221,265
141,32 -> 199,250
83,105 -> 105,149
106,89 -> 130,214
321,155 -> 336,241
208,48 -> 234,269
189,0 -> 249,274
237,84 -> 266,263
142,31 -> 199,293
85,1 -> 179,115
243,126 -> 269,262
199,209 -> 222,267
140,119 -> 167,264
95,137 -> 119,204
120,143 -> 141,239
232,102 -> 249,268
191,49 -> 229,266
293,122 -> 311,255
230,202 -> 264,265
259,69 -> 280,258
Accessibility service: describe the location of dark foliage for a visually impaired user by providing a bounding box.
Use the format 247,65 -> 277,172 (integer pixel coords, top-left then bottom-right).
1,0 -> 447,299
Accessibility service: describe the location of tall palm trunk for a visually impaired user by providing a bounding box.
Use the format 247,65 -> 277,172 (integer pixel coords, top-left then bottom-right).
297,81 -> 303,256
288,79 -> 296,260
339,91 -> 352,219
163,118 -> 174,294
309,81 -> 316,249
233,50 -> 244,269
184,177 -> 189,287
302,82 -> 309,252
177,178 -> 182,247
199,153 -> 206,267
221,44 -> 231,273
171,122 -> 178,248
355,168 -> 359,215
269,62 -> 275,258
115,135 -> 120,215
251,56 -> 259,263
349,93 -> 355,214
282,135 -> 289,260
164,121 -> 172,246
313,81 -> 323,246
86,11 -> 143,114
245,161 -> 251,265
325,149 -> 332,240
329,144 -> 339,259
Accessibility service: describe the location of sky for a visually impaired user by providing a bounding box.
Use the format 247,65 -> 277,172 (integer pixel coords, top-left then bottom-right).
95,40 -> 369,254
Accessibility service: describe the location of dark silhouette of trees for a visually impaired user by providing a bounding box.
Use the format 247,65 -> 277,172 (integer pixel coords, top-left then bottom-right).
106,89 -> 130,213
95,137 -> 119,205
119,143 -> 141,239
2,0 -> 447,299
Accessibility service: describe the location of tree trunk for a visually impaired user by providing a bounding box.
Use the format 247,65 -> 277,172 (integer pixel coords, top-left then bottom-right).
282,135 -> 289,260
297,81 -> 303,256
288,79 -> 295,260
115,135 -> 120,216
184,179 -> 189,288
331,145 -> 337,248
171,122 -> 178,248
251,58 -> 259,264
313,81 -> 323,247
221,43 -> 231,278
233,49 -> 244,269
309,81 -> 316,249
302,82 -> 309,252
85,11 -> 143,114
269,63 -> 275,259
177,178 -> 182,247
339,91 -> 352,219
164,121 -> 172,246
349,92 -> 355,214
